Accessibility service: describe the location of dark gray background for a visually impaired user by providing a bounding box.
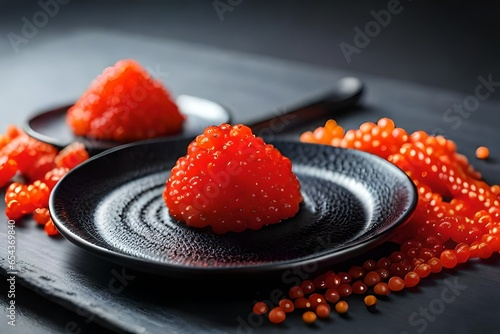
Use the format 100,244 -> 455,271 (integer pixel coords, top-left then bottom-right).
1,0 -> 500,95
1,1 -> 500,334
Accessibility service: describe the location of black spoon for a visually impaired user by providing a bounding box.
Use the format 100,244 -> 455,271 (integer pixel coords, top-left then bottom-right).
25,76 -> 364,155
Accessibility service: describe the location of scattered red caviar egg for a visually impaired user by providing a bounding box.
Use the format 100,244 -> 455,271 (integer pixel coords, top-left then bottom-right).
300,280 -> 316,295
390,251 -> 405,263
324,272 -> 341,288
324,288 -> 340,304
55,141 -> 89,169
373,282 -> 390,296
335,301 -> 349,314
44,219 -> 59,236
414,263 -> 432,278
388,276 -> 405,292
348,266 -> 365,279
0,127 -> 58,179
364,295 -> 378,307
389,261 -> 412,278
364,271 -> 382,286
44,167 -> 70,190
404,271 -> 420,288
268,307 -> 286,324
6,200 -> 22,221
352,280 -> 368,294
294,297 -> 311,309
289,285 -> 305,299
376,258 -> 392,270
4,181 -> 50,219
315,303 -> 331,319
313,275 -> 327,290
338,272 -> 352,284
278,299 -> 295,313
252,302 -> 268,315
33,207 -> 51,226
302,311 -> 317,324
475,146 -> 489,160
0,157 -> 17,188
440,250 -> 458,269
308,293 -> 326,309
338,284 -> 353,297
363,260 -> 377,272
427,257 -> 443,274
471,242 -> 493,259
376,269 -> 390,281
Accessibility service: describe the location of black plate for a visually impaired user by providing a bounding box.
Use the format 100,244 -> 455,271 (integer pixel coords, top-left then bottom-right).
26,95 -> 231,155
50,139 -> 417,278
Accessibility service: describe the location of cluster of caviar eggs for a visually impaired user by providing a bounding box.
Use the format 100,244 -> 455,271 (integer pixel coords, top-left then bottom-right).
0,125 -> 89,236
252,118 -> 498,325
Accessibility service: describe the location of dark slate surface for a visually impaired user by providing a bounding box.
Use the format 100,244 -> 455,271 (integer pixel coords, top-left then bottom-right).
1,31 -> 500,334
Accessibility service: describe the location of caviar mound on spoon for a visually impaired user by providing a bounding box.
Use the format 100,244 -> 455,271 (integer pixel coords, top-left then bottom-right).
26,59 -> 231,155
66,59 -> 186,142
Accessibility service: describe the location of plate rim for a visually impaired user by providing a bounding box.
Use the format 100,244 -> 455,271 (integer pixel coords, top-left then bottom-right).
50,139 -> 418,277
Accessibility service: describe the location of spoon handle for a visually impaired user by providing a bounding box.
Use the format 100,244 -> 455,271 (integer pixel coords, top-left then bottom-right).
249,76 -> 364,135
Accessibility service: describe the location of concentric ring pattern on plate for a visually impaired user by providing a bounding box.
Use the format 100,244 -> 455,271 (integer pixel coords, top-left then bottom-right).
50,139 -> 417,277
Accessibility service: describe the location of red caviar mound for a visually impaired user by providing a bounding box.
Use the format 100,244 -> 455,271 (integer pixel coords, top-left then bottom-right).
163,123 -> 303,234
67,59 -> 185,142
